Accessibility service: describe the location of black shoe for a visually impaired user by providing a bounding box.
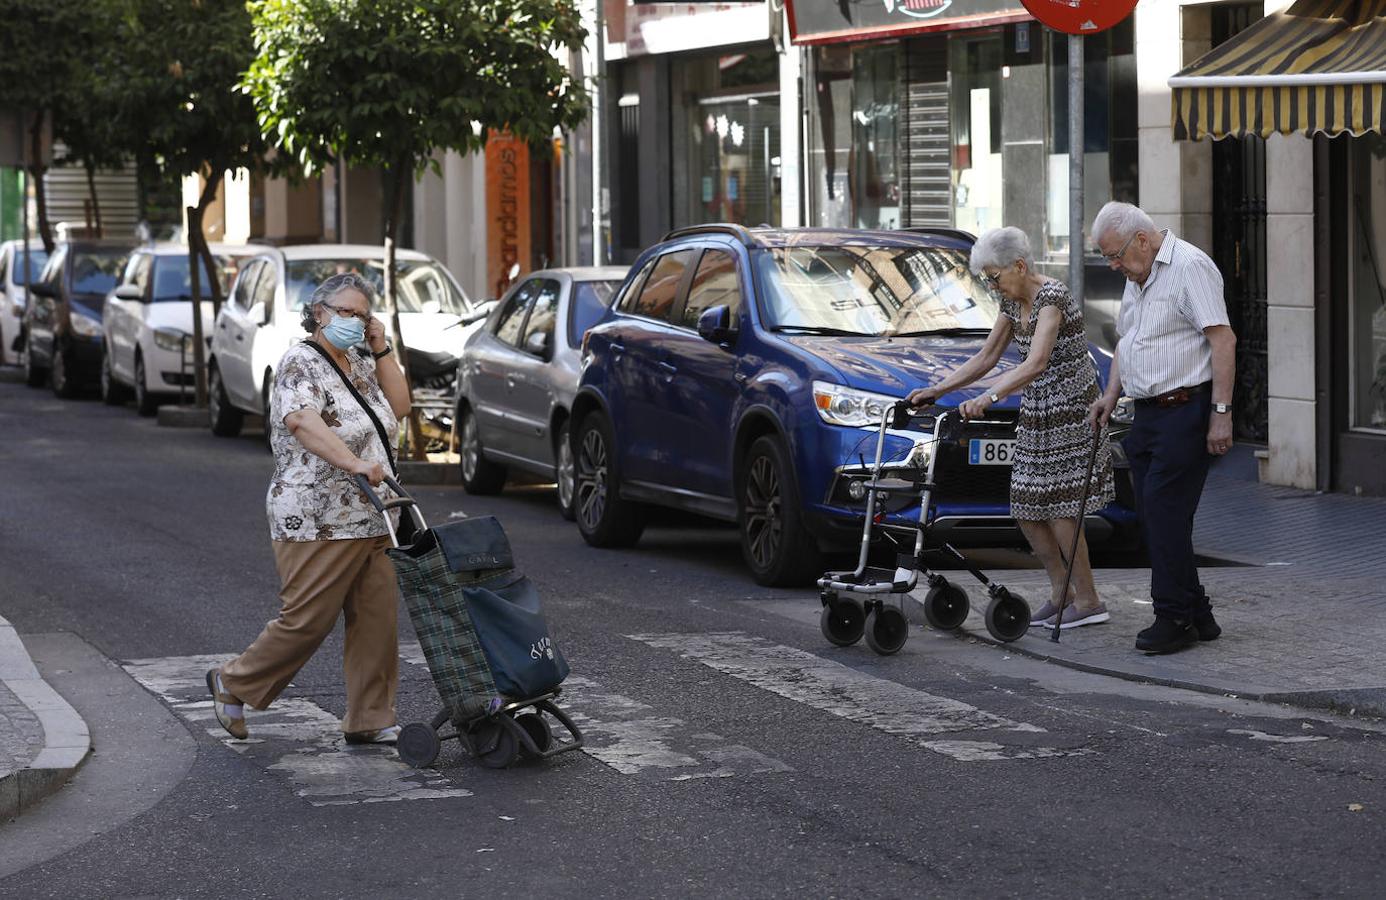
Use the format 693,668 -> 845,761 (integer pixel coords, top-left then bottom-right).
1193,610 -> 1222,641
1135,617 -> 1198,654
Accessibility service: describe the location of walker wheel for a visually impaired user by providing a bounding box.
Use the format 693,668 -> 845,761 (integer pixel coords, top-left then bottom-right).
923,581 -> 970,631
471,720 -> 521,769
985,590 -> 1032,642
820,598 -> 866,647
863,605 -> 909,656
397,722 -> 441,769
514,712 -> 553,757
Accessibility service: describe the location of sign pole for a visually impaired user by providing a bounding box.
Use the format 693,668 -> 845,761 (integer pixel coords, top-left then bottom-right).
1068,33 -> 1084,309
592,0 -> 605,267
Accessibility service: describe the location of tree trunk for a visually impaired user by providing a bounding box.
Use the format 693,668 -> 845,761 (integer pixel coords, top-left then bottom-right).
197,239 -> 224,319
84,162 -> 103,237
186,172 -> 220,408
29,113 -> 53,254
383,163 -> 426,460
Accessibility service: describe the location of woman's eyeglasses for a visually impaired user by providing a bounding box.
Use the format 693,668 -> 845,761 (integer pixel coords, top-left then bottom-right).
323,303 -> 370,323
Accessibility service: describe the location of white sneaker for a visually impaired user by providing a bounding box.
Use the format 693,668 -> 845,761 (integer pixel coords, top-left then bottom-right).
1057,605 -> 1111,630
344,725 -> 402,745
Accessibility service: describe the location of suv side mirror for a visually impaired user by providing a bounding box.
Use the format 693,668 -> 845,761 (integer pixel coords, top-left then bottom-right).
114,284 -> 143,301
460,302 -> 493,325
697,305 -> 737,346
29,281 -> 56,299
523,330 -> 551,359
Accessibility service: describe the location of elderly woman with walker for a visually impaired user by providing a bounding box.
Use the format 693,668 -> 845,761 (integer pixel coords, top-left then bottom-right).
908,226 -> 1113,629
206,272 -> 413,743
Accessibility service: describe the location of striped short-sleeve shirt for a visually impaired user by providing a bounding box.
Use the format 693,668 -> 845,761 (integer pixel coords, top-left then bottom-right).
1115,231 -> 1231,399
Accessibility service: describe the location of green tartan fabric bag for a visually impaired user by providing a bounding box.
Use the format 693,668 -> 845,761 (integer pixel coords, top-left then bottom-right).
387,535 -> 503,722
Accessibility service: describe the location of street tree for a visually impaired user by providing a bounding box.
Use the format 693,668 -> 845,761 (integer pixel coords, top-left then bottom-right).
241,0 -> 590,456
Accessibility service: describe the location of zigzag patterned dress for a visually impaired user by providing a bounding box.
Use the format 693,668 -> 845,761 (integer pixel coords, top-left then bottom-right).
1002,281 -> 1114,521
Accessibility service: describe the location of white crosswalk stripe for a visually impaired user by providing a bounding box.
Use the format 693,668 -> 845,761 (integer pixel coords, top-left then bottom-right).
123,654 -> 471,807
626,632 -> 1091,762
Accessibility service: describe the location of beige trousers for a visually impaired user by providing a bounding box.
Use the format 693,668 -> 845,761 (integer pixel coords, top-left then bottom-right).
221,536 -> 399,733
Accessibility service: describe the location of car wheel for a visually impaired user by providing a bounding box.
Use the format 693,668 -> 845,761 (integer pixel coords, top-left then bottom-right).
51,341 -> 78,399
23,336 -> 46,388
739,435 -> 823,587
574,411 -> 644,547
208,362 -> 244,437
458,404 -> 507,494
555,419 -> 576,521
134,354 -> 159,416
100,346 -> 129,406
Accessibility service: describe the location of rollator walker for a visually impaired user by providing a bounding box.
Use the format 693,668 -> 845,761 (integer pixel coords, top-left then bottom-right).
818,401 -> 1032,655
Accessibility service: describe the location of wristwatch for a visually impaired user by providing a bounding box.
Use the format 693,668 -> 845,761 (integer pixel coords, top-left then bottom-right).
1212,402 -> 1231,415
988,392 -> 1000,404
371,343 -> 393,360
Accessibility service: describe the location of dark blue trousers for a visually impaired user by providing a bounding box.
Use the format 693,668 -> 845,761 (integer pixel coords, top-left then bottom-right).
1123,393 -> 1213,621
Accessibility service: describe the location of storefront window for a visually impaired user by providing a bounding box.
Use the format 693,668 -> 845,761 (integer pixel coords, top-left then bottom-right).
808,43 -> 902,229
1352,135 -> 1386,432
675,50 -> 781,228
949,36 -> 1004,237
1045,22 -> 1137,255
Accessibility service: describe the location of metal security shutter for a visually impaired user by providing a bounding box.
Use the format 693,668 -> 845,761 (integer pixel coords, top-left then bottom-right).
42,147 -> 140,238
901,37 -> 951,228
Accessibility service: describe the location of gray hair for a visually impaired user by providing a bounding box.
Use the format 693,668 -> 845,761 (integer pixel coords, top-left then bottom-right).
300,272 -> 377,333
1091,201 -> 1157,243
969,226 -> 1035,275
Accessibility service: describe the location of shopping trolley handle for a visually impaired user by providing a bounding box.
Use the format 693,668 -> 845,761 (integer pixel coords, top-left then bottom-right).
352,473 -> 415,512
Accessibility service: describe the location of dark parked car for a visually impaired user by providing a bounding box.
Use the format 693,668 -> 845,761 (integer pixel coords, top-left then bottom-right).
570,225 -> 1137,586
23,239 -> 135,397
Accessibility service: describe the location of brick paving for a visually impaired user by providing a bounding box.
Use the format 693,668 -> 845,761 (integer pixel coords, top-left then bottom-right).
0,678 -> 43,784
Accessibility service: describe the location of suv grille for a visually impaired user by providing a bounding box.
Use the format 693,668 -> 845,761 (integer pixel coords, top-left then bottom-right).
930,413 -> 1017,505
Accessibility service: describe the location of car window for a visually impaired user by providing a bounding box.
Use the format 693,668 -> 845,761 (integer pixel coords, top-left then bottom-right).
39,246 -> 67,289
494,280 -> 538,347
71,248 -> 129,295
628,250 -> 694,323
252,261 -> 277,313
122,254 -> 152,294
681,249 -> 742,330
232,260 -> 264,311
284,258 -> 470,313
568,280 -> 621,348
519,279 -> 561,352
616,258 -> 657,314
152,255 -> 226,303
6,247 -> 48,286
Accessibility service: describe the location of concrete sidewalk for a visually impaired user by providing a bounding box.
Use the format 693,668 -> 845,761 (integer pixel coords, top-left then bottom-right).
938,445 -> 1386,719
0,614 -> 91,822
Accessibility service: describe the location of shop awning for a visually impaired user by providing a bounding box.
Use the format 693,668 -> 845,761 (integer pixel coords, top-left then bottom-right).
1170,0 -> 1386,140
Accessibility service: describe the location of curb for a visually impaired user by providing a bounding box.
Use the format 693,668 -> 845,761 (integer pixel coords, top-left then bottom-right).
398,459 -> 461,485
156,404 -> 206,428
0,366 -> 25,384
0,614 -> 91,821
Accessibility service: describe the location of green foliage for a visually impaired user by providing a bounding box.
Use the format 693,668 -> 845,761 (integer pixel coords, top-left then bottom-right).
241,0 -> 591,177
0,0 -> 92,115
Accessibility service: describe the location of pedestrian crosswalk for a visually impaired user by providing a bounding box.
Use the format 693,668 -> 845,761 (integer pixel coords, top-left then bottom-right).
124,631 -> 1087,807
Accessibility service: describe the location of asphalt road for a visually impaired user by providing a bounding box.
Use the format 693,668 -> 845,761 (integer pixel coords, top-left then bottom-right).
2,379 -> 1384,899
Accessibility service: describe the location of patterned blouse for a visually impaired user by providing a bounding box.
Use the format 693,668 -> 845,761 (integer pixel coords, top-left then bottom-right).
265,341 -> 399,542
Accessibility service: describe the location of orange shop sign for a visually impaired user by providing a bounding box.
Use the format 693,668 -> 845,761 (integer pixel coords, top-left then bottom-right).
485,132 -> 530,300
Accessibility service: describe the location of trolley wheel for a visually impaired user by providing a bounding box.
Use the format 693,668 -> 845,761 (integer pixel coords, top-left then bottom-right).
985,591 -> 1032,643
923,581 -> 970,632
472,720 -> 521,769
863,605 -> 909,656
820,598 -> 865,647
514,712 -> 553,757
396,722 -> 441,769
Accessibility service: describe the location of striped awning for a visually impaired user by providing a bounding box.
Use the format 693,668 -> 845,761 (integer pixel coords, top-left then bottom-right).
1170,0 -> 1386,140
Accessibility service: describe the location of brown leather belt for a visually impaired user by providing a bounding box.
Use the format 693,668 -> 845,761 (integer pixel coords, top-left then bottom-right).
1135,382 -> 1211,408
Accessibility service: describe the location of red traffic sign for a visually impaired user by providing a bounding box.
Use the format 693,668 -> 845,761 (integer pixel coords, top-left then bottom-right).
1020,0 -> 1139,35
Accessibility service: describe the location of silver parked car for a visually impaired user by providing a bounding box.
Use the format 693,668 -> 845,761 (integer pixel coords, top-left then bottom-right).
455,266 -> 629,518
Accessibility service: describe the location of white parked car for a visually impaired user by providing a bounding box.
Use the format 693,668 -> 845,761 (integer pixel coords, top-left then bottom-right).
207,244 -> 490,438
0,240 -> 50,367
101,243 -> 261,415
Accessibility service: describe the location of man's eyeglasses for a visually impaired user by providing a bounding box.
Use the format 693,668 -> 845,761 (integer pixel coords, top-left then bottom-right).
1099,232 -> 1138,262
323,303 -> 371,323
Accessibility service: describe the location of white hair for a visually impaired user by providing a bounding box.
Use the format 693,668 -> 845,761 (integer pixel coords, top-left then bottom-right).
1091,201 -> 1157,243
969,226 -> 1034,275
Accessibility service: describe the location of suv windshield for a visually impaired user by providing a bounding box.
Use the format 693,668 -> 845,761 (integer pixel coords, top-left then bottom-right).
753,245 -> 1000,336
72,249 -> 130,295
285,258 -> 469,314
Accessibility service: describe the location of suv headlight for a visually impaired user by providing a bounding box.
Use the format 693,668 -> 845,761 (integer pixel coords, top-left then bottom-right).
154,328 -> 193,353
812,381 -> 900,428
70,313 -> 101,337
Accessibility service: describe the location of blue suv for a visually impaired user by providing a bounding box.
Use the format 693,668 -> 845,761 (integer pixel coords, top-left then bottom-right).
570,225 -> 1136,586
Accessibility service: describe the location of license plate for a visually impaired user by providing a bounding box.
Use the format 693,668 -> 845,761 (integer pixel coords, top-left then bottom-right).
968,438 -> 1015,466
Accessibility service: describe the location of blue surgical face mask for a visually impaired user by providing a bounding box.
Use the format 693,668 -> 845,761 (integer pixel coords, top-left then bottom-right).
320,314 -> 365,350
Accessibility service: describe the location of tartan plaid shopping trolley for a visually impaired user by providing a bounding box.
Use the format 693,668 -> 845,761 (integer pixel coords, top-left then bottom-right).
355,475 -> 583,769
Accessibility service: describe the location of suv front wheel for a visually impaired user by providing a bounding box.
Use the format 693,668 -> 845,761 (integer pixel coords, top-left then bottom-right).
739,435 -> 823,587
574,412 -> 644,547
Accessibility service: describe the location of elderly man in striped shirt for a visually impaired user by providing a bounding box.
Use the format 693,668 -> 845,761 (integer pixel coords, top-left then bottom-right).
1088,202 -> 1237,655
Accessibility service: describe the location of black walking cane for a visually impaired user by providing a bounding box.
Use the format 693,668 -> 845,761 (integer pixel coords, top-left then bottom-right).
1050,427 -> 1109,643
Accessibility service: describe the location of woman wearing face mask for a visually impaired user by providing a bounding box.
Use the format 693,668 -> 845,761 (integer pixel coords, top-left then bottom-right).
206,272 -> 412,744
